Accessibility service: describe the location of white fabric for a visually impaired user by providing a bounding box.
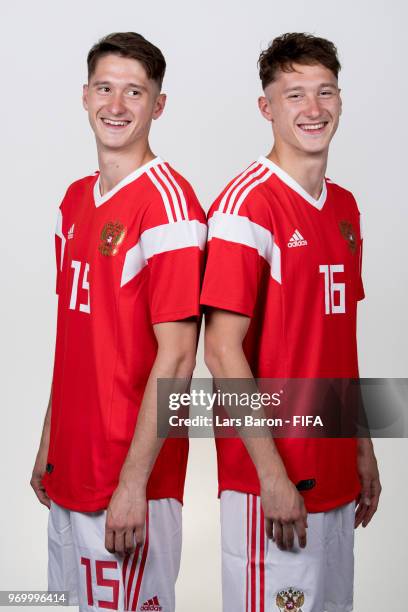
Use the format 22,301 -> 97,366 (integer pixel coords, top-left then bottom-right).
93,158 -> 163,208
258,156 -> 327,210
208,211 -> 281,284
48,499 -> 182,612
220,491 -> 355,612
120,219 -> 207,287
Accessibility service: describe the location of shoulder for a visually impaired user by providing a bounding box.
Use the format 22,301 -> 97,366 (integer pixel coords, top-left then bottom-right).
142,159 -> 205,227
326,178 -> 361,214
208,160 -> 274,230
60,172 -> 97,211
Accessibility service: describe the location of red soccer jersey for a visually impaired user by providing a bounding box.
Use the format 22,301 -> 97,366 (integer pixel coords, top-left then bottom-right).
200,156 -> 364,512
43,157 -> 207,512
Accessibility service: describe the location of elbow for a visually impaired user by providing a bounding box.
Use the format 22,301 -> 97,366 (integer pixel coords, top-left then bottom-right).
165,347 -> 197,378
204,330 -> 230,376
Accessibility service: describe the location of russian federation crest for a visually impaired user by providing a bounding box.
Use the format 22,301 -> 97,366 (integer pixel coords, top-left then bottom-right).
276,587 -> 305,611
99,221 -> 127,256
339,220 -> 357,254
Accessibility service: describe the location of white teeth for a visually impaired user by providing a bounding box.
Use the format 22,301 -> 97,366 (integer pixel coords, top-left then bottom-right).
299,122 -> 325,131
103,119 -> 129,126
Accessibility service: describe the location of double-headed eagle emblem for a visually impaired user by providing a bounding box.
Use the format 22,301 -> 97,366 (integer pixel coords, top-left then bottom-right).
99,221 -> 127,256
276,587 -> 305,611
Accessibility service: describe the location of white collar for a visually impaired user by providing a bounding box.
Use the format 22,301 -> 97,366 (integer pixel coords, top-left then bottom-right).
258,156 -> 327,210
93,156 -> 163,207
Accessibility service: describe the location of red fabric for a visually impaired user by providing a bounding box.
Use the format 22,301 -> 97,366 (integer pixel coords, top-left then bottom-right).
201,159 -> 364,512
43,160 -> 206,511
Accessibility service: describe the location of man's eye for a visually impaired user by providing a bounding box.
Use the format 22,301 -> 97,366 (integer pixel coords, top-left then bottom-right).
98,87 -> 110,93
320,90 -> 334,96
128,90 -> 141,97
288,94 -> 302,99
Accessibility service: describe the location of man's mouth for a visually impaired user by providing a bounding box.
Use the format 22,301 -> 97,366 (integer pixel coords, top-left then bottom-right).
297,121 -> 328,134
101,118 -> 131,128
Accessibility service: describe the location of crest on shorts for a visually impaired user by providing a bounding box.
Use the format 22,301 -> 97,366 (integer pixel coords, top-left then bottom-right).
339,220 -> 357,254
276,587 -> 305,611
99,220 -> 127,256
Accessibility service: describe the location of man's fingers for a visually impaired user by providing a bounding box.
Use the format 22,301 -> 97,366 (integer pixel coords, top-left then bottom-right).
362,481 -> 381,527
294,520 -> 307,548
354,499 -> 369,528
282,524 -> 294,550
265,518 -> 273,539
105,527 -> 115,554
31,480 -> 51,509
124,529 -> 136,554
273,521 -> 283,549
134,524 -> 145,547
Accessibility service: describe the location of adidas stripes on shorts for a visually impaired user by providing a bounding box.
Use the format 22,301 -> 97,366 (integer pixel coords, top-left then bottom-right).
221,491 -> 355,612
48,498 -> 182,612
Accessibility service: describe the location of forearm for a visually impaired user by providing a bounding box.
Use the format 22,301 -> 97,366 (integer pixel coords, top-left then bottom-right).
119,349 -> 195,489
207,345 -> 288,483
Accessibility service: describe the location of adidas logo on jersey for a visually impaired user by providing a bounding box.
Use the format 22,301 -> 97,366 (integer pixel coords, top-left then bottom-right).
68,224 -> 75,240
288,229 -> 307,248
140,596 -> 162,611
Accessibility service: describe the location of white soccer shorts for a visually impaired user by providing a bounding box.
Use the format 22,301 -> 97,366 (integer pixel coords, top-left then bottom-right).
221,491 -> 355,612
48,498 -> 182,612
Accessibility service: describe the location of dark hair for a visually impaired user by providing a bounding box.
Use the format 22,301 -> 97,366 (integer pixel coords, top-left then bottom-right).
258,32 -> 341,89
87,32 -> 166,89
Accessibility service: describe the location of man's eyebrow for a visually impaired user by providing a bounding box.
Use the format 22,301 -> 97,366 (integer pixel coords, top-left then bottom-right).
283,86 -> 306,93
283,82 -> 338,93
92,80 -> 148,91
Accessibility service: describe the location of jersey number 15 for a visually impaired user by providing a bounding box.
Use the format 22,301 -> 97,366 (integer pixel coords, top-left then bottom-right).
69,260 -> 91,313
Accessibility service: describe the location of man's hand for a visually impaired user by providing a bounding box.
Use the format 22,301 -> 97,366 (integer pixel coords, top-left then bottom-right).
30,445 -> 51,508
261,473 -> 308,550
105,482 -> 146,555
355,438 -> 381,528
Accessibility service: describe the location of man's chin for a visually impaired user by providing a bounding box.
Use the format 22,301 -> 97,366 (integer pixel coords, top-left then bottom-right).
96,135 -> 130,151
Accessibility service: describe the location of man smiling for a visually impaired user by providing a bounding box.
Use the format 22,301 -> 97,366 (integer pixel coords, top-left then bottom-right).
30,32 -> 206,611
201,33 -> 381,611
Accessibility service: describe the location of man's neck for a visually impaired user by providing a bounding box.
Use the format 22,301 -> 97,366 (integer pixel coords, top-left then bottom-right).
97,143 -> 155,195
268,146 -> 328,200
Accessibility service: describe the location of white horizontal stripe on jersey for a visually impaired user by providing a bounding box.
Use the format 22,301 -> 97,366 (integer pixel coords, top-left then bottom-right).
232,168 -> 273,215
121,219 -> 207,287
218,162 -> 260,214
208,211 -> 281,284
55,209 -> 65,271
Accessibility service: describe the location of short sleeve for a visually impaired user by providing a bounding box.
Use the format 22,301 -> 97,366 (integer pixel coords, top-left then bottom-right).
140,186 -> 207,325
200,192 -> 275,317
55,208 -> 64,295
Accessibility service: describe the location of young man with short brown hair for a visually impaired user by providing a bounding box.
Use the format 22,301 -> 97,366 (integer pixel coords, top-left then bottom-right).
31,31 -> 206,611
201,32 -> 381,612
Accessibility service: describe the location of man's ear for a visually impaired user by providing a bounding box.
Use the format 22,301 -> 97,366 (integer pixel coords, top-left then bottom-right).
152,93 -> 167,120
258,95 -> 273,122
82,84 -> 89,111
